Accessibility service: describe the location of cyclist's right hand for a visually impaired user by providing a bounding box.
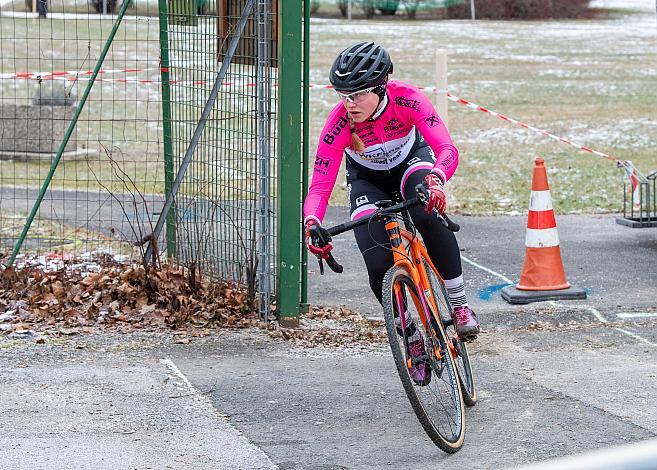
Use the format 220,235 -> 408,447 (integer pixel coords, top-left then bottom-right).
423,172 -> 447,214
305,220 -> 334,259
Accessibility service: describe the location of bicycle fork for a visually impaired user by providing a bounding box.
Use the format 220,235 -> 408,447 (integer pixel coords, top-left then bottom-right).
386,219 -> 447,376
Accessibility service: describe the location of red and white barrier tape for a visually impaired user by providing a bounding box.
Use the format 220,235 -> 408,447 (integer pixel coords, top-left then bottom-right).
0,67 -> 158,80
442,90 -> 620,162
2,69 -> 647,203
28,76 -> 260,87
0,70 -> 266,87
422,88 -> 646,208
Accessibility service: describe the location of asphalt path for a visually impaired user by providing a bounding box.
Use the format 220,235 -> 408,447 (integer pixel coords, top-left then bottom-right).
175,325 -> 657,469
2,198 -> 657,469
170,206 -> 657,469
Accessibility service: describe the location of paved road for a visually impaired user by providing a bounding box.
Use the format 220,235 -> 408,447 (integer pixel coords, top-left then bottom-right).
2,318 -> 656,469
177,324 -> 657,469
1,205 -> 656,469
312,206 -> 657,318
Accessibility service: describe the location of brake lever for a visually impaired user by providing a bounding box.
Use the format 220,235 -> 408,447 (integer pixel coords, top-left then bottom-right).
325,253 -> 344,273
415,183 -> 460,232
309,225 -> 344,274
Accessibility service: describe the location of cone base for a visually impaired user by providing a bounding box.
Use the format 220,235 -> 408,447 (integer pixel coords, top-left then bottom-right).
501,285 -> 586,305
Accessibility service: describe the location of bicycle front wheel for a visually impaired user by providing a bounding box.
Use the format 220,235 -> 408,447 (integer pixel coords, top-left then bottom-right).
382,265 -> 465,453
424,260 -> 477,406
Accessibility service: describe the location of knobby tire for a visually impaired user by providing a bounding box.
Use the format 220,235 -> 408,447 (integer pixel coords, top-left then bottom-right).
423,260 -> 477,406
382,265 -> 466,453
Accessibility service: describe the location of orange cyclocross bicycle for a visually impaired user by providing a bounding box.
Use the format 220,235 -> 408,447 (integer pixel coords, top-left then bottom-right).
309,184 -> 476,453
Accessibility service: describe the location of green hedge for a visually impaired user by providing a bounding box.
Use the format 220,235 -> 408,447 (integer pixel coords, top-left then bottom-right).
446,0 -> 592,19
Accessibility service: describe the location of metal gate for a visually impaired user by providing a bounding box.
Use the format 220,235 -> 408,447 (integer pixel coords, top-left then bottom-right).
0,1 -> 306,321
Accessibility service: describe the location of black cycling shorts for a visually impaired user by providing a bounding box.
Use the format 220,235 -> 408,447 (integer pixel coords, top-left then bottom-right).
344,142 -> 463,304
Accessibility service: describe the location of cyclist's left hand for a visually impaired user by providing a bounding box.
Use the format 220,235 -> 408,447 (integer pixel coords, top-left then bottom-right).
305,220 -> 334,259
424,172 -> 446,214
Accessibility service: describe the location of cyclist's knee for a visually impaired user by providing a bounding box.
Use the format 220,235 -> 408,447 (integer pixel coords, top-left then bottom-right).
409,206 -> 443,232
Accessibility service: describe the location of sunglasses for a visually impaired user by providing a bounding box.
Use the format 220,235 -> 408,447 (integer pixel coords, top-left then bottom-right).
335,86 -> 378,104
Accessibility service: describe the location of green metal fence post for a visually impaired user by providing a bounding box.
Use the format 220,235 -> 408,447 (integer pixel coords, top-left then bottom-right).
5,0 -> 132,268
300,0 -> 310,313
158,0 -> 177,259
277,0 -> 303,327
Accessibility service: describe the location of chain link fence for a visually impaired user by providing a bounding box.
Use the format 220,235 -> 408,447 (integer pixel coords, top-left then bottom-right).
0,0 -> 280,315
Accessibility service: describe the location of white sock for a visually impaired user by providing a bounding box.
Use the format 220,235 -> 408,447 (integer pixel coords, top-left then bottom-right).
444,274 -> 468,308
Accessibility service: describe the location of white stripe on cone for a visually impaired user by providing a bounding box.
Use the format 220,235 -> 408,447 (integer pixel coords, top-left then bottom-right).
529,190 -> 553,211
525,227 -> 560,248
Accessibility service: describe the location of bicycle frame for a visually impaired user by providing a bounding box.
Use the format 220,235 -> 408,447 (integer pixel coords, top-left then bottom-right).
320,196 -> 473,450
320,189 -> 462,355
384,215 -> 452,358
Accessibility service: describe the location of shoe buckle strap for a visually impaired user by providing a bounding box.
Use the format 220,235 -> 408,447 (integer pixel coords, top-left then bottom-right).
408,354 -> 429,366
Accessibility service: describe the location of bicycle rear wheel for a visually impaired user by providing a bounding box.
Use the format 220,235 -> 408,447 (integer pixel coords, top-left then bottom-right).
382,265 -> 465,453
423,260 -> 477,406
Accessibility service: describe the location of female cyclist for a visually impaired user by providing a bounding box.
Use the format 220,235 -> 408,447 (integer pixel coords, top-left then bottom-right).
303,42 -> 480,385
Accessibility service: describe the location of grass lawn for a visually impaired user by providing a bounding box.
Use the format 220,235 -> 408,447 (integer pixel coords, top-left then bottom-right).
1,6 -> 655,216
309,10 -> 657,214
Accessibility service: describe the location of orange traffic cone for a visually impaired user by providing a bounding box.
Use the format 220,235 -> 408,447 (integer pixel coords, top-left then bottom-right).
501,157 -> 586,304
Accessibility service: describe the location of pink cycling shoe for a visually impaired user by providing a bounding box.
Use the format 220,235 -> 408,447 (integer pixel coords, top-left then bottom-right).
452,306 -> 480,340
407,333 -> 432,386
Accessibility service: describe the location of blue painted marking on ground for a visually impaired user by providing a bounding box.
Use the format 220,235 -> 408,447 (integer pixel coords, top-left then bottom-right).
479,283 -> 513,301
584,287 -> 594,295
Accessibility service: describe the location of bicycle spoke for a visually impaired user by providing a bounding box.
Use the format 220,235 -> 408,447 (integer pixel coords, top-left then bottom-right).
382,267 -> 465,451
423,260 -> 477,407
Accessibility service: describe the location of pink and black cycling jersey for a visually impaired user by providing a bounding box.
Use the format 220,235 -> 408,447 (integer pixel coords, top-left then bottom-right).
304,80 -> 459,224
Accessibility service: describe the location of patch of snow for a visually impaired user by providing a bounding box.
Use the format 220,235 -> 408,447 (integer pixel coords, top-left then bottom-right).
459,126 -> 543,146
590,0 -> 655,12
12,248 -> 131,273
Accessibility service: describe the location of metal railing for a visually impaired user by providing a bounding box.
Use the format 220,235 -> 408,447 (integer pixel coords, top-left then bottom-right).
618,170 -> 657,228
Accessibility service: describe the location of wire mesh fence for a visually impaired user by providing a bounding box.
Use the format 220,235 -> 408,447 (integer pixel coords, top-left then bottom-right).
0,0 -> 164,263
0,0 -> 280,314
165,0 -> 278,313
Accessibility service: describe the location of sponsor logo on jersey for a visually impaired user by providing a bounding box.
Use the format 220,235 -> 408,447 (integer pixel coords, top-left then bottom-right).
425,114 -> 441,128
355,195 -> 369,207
345,127 -> 416,171
384,118 -> 405,137
361,146 -> 386,160
395,96 -> 421,111
437,149 -> 456,169
322,116 -> 349,145
314,156 -> 331,175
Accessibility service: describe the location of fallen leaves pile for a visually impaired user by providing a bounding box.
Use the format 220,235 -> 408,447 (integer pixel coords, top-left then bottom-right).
0,262 -> 259,334
0,261 -> 387,348
268,306 -> 388,348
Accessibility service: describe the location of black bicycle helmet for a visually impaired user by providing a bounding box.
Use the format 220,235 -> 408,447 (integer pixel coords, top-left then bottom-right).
329,42 -> 393,92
